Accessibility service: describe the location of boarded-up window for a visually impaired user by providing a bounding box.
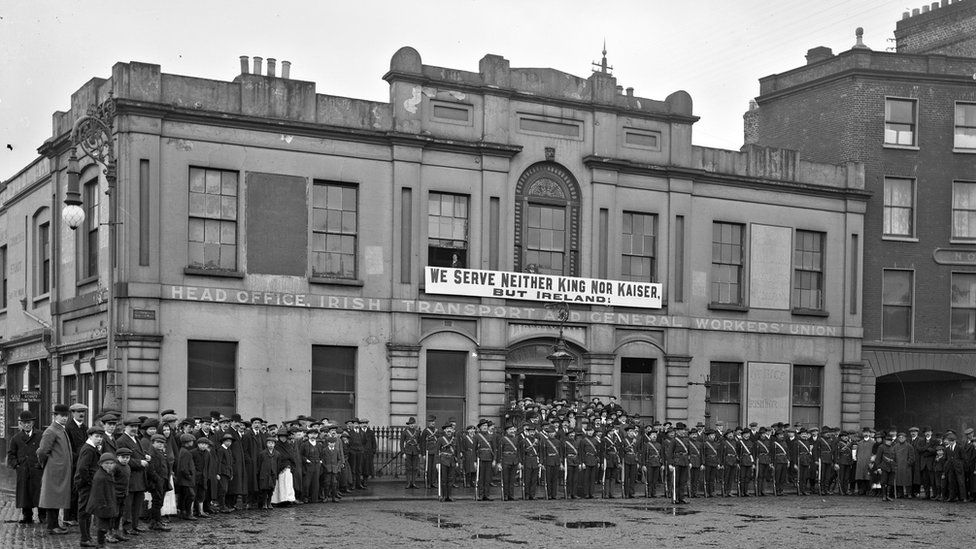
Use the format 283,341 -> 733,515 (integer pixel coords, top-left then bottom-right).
245,172 -> 308,275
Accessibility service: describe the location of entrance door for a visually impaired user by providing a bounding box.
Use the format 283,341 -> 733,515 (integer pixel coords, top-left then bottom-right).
522,375 -> 557,403
621,358 -> 655,418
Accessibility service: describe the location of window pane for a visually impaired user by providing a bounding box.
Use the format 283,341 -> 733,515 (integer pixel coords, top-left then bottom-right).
426,350 -> 466,396
187,340 -> 236,417
882,270 -> 912,305
885,99 -> 914,124
312,346 -> 356,392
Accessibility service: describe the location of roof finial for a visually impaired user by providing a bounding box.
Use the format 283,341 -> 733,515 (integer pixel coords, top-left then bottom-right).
853,27 -> 870,50
592,39 -> 612,75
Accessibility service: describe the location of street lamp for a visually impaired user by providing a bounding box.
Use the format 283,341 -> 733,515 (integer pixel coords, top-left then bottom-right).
63,92 -> 122,412
546,303 -> 573,401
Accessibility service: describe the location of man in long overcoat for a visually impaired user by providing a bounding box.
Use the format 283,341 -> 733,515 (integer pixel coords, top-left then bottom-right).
226,414 -> 246,508
892,432 -> 916,498
36,403 -> 72,534
241,417 -> 266,508
854,428 -> 875,495
7,410 -> 43,523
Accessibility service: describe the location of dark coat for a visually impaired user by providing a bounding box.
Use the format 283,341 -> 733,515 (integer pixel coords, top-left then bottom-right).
113,463 -> 131,500
914,436 -> 937,472
256,449 -> 280,491
87,468 -> 118,519
37,421 -> 73,509
176,447 -> 196,487
241,429 -> 265,493
227,430 -> 246,495
7,429 -> 42,508
216,444 -> 234,478
321,446 -> 342,474
892,441 -> 916,486
190,447 -> 213,488
65,419 -> 88,464
146,446 -> 172,493
116,433 -> 148,492
73,443 -> 101,492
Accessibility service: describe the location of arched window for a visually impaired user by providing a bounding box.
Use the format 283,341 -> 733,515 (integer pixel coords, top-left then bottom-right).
514,163 -> 581,276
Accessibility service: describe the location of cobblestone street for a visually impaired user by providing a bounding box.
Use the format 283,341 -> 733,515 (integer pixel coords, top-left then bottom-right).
2,479 -> 973,549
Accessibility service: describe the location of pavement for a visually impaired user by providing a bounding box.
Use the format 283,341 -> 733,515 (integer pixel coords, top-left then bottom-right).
2,469 -> 974,548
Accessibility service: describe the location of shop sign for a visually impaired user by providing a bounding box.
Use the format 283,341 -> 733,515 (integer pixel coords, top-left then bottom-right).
425,267 -> 662,308
15,391 -> 41,402
933,248 -> 976,265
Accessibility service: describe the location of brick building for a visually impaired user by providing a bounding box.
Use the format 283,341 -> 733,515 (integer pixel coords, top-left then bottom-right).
749,0 -> 976,433
1,48 -> 866,453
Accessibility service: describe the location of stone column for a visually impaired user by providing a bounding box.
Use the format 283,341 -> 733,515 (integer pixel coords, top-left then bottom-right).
840,362 -> 864,432
117,334 -> 163,417
388,344 -> 421,425
583,353 -> 615,400
477,347 -> 507,421
859,363 -> 876,429
665,355 -> 692,424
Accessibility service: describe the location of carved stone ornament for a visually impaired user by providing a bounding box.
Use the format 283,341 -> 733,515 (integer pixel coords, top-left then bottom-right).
528,178 -> 565,199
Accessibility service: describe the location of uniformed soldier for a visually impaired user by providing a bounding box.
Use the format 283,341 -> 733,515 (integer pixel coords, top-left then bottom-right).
437,424 -> 459,502
474,420 -> 496,501
738,429 -> 755,496
795,429 -> 814,495
835,430 -> 854,495
497,424 -> 520,501
754,428 -> 773,496
461,425 -> 477,488
687,429 -> 703,497
721,429 -> 739,497
579,424 -> 600,499
520,425 -> 542,499
540,425 -> 562,499
420,416 -> 439,489
562,429 -> 580,499
640,427 -> 663,498
701,429 -> 721,497
772,429 -> 791,496
601,427 -> 621,499
621,425 -> 639,498
666,423 -> 691,504
400,417 -> 421,489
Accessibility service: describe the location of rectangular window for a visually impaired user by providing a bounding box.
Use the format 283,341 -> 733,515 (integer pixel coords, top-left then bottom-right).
517,116 -> 582,139
188,167 -> 238,271
187,340 -> 237,419
37,221 -> 50,295
710,222 -> 744,305
792,366 -> 822,429
620,358 -> 655,419
675,215 -> 685,303
710,362 -> 741,428
793,230 -> 825,310
951,272 -> 976,342
525,204 -> 567,275
883,177 -> 914,237
311,345 -> 356,421
850,234 -> 859,315
955,102 -> 976,150
621,212 -> 657,282
952,181 -> 976,241
0,245 -> 6,309
427,192 -> 469,268
426,350 -> 466,426
623,128 -> 661,150
885,98 -> 917,146
431,102 -> 472,124
312,182 -> 358,279
882,269 -> 913,342
83,180 -> 100,279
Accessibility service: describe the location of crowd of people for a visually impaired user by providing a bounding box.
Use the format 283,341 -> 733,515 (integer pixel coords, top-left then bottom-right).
5,397 -> 976,547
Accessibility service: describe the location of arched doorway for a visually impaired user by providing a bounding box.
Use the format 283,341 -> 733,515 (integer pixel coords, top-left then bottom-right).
505,340 -> 583,404
875,370 -> 976,432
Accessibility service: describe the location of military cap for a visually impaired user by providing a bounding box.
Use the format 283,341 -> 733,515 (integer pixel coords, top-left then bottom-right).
179,434 -> 196,444
465,425 -> 475,431
69,403 -> 89,412
724,429 -> 735,437
623,424 -> 635,431
442,423 -> 455,430
151,434 -> 167,443
809,427 -> 819,433
908,426 -> 919,432
99,452 -> 117,464
326,435 -> 338,443
87,426 -> 106,436
785,427 -> 796,433
160,409 -> 176,417
406,417 -> 416,425
221,433 -> 234,442
123,417 -> 142,426
582,424 -> 594,431
477,419 -> 488,427
18,410 -> 36,422
53,403 -> 70,414
506,423 -> 517,431
741,429 -> 752,436
758,427 -> 768,434
799,428 -> 809,434
116,447 -> 133,456
161,414 -> 179,423
143,418 -> 160,429
196,437 -> 211,445
675,422 -> 687,430
250,417 -> 265,424
427,415 -> 436,422
965,428 -> 975,436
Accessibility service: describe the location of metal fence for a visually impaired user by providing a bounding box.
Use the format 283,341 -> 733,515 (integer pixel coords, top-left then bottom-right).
369,426 -> 407,478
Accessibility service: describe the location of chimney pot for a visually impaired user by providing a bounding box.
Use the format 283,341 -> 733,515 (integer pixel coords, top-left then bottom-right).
913,7 -> 920,15
281,60 -> 291,79
922,5 -> 930,12
902,10 -> 910,19
942,0 -> 950,7
240,55 -> 249,75
267,58 -> 276,77
626,87 -> 634,97
253,56 -> 263,75
805,46 -> 834,64
615,85 -> 623,94
932,2 -> 939,9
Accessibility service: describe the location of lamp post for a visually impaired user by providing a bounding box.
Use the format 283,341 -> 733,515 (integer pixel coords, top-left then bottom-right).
687,375 -> 712,430
546,303 -> 573,402
63,92 -> 122,412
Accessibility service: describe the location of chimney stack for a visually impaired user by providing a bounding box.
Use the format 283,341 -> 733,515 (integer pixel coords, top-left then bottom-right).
267,58 -> 276,77
626,87 -> 634,97
240,55 -> 249,75
805,46 -> 834,64
253,56 -> 263,75
281,60 -> 291,79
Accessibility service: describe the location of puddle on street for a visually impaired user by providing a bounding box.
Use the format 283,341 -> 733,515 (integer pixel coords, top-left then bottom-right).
386,510 -> 462,528
559,521 -> 616,529
471,533 -> 529,544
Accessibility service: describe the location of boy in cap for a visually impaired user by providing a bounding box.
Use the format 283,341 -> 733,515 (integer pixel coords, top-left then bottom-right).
256,437 -> 279,509
321,434 -> 343,502
146,434 -> 173,530
175,434 -> 197,520
215,433 -> 235,512
74,426 -> 105,547
88,453 -> 119,549
191,437 -> 213,517
7,410 -> 43,524
112,448 -> 132,541
437,423 -> 460,502
421,416 -> 439,489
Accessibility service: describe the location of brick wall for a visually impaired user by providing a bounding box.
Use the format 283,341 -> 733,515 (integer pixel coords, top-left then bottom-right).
896,0 -> 976,56
755,74 -> 976,344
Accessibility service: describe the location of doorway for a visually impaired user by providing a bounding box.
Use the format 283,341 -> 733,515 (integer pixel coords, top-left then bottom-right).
522,375 -> 558,403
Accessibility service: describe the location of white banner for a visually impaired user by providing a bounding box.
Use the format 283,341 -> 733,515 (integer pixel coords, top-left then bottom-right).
746,362 -> 791,427
424,266 -> 662,308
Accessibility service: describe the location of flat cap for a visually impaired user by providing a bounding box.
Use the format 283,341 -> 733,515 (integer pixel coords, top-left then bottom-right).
195,437 -> 211,445
69,403 -> 89,412
151,434 -> 167,443
179,434 -> 196,444
99,452 -> 117,464
123,417 -> 142,426
87,426 -> 106,436
116,447 -> 133,456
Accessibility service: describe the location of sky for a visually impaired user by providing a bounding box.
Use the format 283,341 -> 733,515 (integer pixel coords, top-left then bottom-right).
0,0 -> 919,180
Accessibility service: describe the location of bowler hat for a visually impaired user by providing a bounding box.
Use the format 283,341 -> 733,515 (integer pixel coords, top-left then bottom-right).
249,417 -> 265,424
231,414 -> 243,423
18,410 -> 36,422
675,422 -> 687,430
53,403 -> 70,415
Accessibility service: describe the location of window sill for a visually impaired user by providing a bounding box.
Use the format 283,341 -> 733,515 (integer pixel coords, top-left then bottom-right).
882,236 -> 918,243
33,293 -> 50,306
183,267 -> 244,279
952,148 -> 976,154
948,239 -> 976,245
309,276 -> 364,287
76,274 -> 98,287
791,308 -> 829,318
707,302 -> 748,312
882,144 -> 919,151
0,307 -> 6,315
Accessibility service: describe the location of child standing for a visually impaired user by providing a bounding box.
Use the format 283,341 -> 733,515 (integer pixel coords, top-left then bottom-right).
146,434 -> 172,531
112,448 -> 132,541
216,434 -> 234,513
321,434 -> 343,502
190,437 -> 212,517
175,434 -> 197,520
88,454 -> 119,549
256,438 -> 279,510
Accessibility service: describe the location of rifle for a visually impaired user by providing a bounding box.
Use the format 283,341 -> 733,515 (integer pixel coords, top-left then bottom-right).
475,459 -> 480,501
601,458 -> 607,498
661,465 -> 668,500
500,464 -> 505,500
424,453 -> 429,489
771,463 -> 776,495
563,458 -> 568,500
520,466 -> 525,500
621,461 -> 625,498
644,466 -> 649,498
375,450 -> 403,475
437,462 -> 442,500
542,464 -> 549,500
817,457 -> 823,496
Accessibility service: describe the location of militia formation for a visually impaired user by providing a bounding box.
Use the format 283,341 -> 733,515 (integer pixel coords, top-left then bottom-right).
6,398 -> 976,548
